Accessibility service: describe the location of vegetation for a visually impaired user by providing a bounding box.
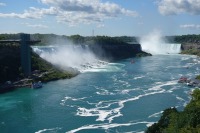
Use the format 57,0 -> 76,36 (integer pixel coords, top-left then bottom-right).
0,34 -> 20,40
146,34 -> 200,133
0,43 -> 75,84
173,34 -> 200,44
0,33 -> 148,84
0,34 -> 140,46
168,34 -> 200,57
113,36 -> 138,43
166,34 -> 200,44
31,51 -> 76,82
136,52 -> 151,57
89,36 -> 129,45
146,89 -> 200,133
181,49 -> 200,57
0,43 -> 21,82
196,75 -> 200,80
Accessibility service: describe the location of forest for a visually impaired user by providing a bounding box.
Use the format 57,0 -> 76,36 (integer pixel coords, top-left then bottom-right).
146,89 -> 200,133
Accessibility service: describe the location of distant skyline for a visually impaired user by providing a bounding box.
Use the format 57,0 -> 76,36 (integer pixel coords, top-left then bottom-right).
0,0 -> 200,36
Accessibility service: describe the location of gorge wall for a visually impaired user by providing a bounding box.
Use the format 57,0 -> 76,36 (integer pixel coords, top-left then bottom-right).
88,43 -> 151,61
181,43 -> 200,51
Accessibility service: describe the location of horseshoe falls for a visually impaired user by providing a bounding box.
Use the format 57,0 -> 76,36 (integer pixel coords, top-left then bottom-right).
141,43 -> 181,55
140,31 -> 181,55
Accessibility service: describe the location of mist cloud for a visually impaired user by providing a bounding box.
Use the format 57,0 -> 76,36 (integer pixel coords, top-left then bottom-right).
33,45 -> 105,72
139,30 -> 181,55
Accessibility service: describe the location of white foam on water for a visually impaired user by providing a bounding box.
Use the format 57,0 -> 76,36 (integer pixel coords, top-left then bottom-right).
79,62 -> 124,73
32,46 -> 125,73
148,111 -> 163,118
146,122 -> 156,127
96,91 -> 115,96
66,121 -> 153,133
115,88 -> 141,95
134,76 -> 145,80
118,80 -> 131,87
35,127 -> 61,133
77,107 -> 112,121
76,89 -> 166,123
95,86 -> 116,96
60,96 -> 88,106
148,80 -> 178,91
76,99 -> 121,123
181,57 -> 190,61
167,85 -> 180,93
120,89 -> 130,95
175,96 -> 185,101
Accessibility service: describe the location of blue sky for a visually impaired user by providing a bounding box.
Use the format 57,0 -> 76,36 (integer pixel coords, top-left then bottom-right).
0,0 -> 200,36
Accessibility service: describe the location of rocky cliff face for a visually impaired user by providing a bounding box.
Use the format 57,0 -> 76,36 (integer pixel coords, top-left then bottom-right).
181,43 -> 200,50
0,44 -> 21,83
88,43 -> 150,61
0,44 -> 75,84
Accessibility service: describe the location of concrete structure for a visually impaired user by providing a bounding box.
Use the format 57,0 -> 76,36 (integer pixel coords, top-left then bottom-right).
20,34 -> 31,76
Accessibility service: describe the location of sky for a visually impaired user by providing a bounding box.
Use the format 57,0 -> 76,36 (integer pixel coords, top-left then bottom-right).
0,0 -> 200,36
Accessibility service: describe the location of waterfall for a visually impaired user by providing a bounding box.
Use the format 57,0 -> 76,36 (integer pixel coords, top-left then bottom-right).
139,30 -> 181,55
31,45 -> 108,73
141,43 -> 181,55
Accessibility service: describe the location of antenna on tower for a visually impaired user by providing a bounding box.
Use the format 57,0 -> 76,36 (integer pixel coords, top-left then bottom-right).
92,29 -> 94,36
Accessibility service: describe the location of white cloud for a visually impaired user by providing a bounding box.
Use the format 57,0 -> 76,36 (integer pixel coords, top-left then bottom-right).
158,0 -> 200,15
0,7 -> 57,19
97,23 -> 105,28
41,0 -> 138,26
0,0 -> 138,27
40,0 -> 137,16
22,23 -> 49,28
180,24 -> 200,29
0,3 -> 6,6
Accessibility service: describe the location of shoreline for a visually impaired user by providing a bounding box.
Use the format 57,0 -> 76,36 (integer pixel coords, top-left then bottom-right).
1,52 -> 199,94
0,70 -> 78,94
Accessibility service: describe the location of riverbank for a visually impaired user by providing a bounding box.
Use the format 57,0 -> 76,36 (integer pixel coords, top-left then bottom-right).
0,69 -> 78,93
180,46 -> 200,80
146,89 -> 200,133
1,54 -> 197,133
0,43 -> 78,93
0,34 -> 153,93
146,44 -> 200,132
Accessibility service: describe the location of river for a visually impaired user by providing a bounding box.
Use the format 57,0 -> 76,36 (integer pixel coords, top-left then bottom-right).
0,54 -> 200,133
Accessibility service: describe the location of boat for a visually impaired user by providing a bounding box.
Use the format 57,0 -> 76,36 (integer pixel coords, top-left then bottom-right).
131,59 -> 135,64
32,81 -> 43,89
186,79 -> 200,87
178,77 -> 188,83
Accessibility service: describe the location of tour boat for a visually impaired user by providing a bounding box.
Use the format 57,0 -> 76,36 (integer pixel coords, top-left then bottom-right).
32,81 -> 43,89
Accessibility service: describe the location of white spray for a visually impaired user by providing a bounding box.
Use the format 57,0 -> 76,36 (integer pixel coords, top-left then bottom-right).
32,45 -> 108,72
139,30 -> 181,55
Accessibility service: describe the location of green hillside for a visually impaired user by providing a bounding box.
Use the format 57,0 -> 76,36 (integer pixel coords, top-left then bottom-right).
0,43 -> 75,84
146,89 -> 200,133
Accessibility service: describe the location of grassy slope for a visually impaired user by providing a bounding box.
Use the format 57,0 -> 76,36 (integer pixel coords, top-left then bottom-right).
181,49 -> 200,57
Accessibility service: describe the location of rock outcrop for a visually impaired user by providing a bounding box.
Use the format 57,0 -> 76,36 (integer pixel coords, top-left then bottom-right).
181,43 -> 200,51
88,43 -> 151,61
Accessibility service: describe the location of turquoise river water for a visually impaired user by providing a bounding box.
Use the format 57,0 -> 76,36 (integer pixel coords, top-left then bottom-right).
0,54 -> 200,133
